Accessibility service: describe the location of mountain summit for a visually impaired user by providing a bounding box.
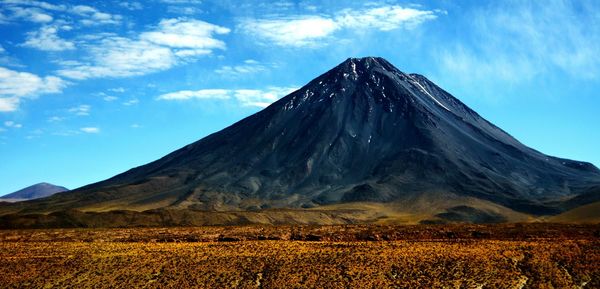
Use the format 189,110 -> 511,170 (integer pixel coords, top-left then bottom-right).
3,57 -> 600,224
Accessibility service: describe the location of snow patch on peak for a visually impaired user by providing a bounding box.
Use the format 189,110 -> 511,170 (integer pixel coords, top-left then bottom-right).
350,62 -> 358,80
408,75 -> 451,112
302,89 -> 314,101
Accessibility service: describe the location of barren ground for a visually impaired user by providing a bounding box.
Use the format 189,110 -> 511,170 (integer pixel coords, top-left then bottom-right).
0,224 -> 598,288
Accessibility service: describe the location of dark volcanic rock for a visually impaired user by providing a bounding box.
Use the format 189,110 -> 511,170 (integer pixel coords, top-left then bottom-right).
5,57 -> 600,218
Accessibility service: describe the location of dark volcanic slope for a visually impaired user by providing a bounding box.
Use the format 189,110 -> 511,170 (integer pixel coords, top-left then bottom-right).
7,57 -> 600,216
1,183 -> 68,201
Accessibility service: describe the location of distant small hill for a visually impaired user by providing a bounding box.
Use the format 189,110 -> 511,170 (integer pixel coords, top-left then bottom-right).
0,183 -> 68,202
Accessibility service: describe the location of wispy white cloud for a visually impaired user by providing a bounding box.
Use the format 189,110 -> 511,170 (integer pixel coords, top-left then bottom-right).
5,1 -> 121,53
80,127 -> 99,133
0,0 -> 67,12
157,86 -> 298,107
0,66 -> 66,112
119,2 -> 143,11
7,6 -> 53,22
57,18 -> 229,80
140,18 -> 229,51
232,87 -> 297,107
240,16 -> 337,47
4,120 -> 22,128
435,1 -> 600,86
122,98 -> 139,106
167,6 -> 202,15
22,25 -> 75,51
160,0 -> 202,4
339,6 -> 440,31
157,89 -> 230,100
108,87 -> 125,93
97,91 -> 119,101
57,37 -> 175,79
72,5 -> 122,26
68,104 -> 91,116
47,116 -> 63,122
215,59 -> 267,76
103,95 -> 118,102
1,1 -> 120,25
239,5 -> 440,47
0,97 -> 19,112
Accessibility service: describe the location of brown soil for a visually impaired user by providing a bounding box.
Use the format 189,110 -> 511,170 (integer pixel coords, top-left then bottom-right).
0,224 -> 598,288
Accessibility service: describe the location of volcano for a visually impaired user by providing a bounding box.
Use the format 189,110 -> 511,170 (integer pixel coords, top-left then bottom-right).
3,57 -> 599,225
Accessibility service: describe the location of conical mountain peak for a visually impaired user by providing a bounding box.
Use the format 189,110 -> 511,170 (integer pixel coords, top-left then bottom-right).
4,57 -> 599,224
329,56 -> 404,81
340,57 -> 397,71
278,56 -> 455,116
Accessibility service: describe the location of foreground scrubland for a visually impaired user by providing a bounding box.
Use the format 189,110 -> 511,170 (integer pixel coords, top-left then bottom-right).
0,224 -> 598,288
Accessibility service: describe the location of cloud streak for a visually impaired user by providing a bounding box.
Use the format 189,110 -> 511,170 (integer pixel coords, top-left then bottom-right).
57,18 -> 230,80
1,0 -> 121,25
239,5 -> 440,47
7,5 -> 53,23
240,16 -> 338,47
22,25 -> 75,51
122,98 -> 139,106
0,66 -> 65,112
215,59 -> 267,76
157,86 -> 298,107
80,127 -> 99,133
68,104 -> 91,116
72,5 -> 122,26
4,120 -> 22,128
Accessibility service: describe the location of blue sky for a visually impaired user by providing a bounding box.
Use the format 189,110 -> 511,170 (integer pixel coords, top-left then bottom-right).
0,0 -> 599,195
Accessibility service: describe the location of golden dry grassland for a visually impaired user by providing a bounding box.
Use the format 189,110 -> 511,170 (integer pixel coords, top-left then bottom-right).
0,224 -> 598,288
